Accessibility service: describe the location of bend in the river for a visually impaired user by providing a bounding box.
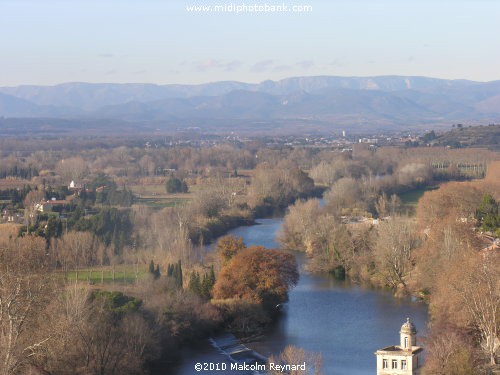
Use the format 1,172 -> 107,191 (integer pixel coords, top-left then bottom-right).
172,217 -> 428,375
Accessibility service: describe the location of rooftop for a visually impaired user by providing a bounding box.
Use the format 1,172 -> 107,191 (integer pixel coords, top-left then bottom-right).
375,345 -> 423,356
43,200 -> 67,205
401,317 -> 417,335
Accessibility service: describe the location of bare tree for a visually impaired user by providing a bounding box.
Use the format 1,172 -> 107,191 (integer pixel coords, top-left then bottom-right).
57,232 -> 98,279
390,194 -> 402,215
422,331 -> 475,375
138,155 -> 155,177
375,193 -> 388,218
23,189 -> 45,234
309,215 -> 356,273
452,254 -> 499,365
0,236 -> 55,375
44,287 -> 158,375
55,156 -> 89,183
268,345 -> 323,375
374,216 -> 418,289
279,198 -> 322,253
323,178 -> 366,217
151,206 -> 195,264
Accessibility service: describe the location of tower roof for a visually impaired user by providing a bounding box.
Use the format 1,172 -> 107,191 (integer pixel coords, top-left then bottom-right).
400,317 -> 417,335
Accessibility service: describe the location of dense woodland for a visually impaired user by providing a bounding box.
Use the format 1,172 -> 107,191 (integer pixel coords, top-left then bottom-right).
0,135 -> 498,374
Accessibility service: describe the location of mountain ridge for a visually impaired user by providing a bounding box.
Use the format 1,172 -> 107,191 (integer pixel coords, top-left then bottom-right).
0,75 -> 499,133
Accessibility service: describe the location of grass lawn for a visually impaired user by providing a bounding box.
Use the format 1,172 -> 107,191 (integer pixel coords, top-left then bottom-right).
398,185 -> 440,215
128,182 -> 199,197
64,265 -> 148,284
135,196 -> 188,209
128,181 -> 193,209
398,185 -> 439,205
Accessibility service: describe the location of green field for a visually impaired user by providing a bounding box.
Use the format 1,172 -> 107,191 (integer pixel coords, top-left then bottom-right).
398,185 -> 439,206
128,182 -> 193,209
64,266 -> 147,284
135,196 -> 188,209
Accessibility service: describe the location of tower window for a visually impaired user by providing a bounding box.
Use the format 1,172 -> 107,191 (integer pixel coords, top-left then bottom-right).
401,360 -> 407,370
392,359 -> 397,369
383,359 -> 388,369
404,336 -> 409,348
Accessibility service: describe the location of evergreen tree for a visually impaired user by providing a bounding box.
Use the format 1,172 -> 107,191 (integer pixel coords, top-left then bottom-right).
201,274 -> 210,300
177,260 -> 183,288
167,263 -> 174,277
200,266 -> 216,300
476,194 -> 500,233
45,216 -> 62,244
188,271 -> 201,296
209,265 -> 216,287
148,260 -> 160,279
170,260 -> 183,288
165,178 -> 188,193
172,263 -> 178,282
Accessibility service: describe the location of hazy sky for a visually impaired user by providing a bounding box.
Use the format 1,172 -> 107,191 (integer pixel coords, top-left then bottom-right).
1,0 -> 499,86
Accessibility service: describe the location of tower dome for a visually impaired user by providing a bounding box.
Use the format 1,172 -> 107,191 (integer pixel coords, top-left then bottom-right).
400,317 -> 417,349
401,317 -> 417,335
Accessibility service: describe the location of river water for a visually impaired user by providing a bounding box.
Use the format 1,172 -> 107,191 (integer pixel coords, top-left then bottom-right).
171,218 -> 428,375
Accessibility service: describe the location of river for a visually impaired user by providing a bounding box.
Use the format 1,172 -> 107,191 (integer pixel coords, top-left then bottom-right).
171,218 -> 428,375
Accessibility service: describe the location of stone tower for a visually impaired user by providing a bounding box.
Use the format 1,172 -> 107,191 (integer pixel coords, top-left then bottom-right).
400,317 -> 417,350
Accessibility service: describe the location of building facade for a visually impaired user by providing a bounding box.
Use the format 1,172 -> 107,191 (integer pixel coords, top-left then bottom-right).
375,318 -> 423,375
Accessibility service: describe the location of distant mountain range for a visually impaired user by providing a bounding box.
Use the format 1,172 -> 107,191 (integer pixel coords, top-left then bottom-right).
1,76 -> 499,134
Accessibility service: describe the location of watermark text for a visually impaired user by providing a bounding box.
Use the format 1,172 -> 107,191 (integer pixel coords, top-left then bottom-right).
186,2 -> 313,14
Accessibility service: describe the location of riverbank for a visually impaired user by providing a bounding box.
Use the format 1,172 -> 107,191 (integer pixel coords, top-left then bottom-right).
189,186 -> 325,246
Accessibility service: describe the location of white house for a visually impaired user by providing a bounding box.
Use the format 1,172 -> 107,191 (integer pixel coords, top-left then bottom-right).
375,318 -> 423,375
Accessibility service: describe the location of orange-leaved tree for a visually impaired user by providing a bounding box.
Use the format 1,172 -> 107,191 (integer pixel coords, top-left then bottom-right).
212,246 -> 299,310
215,235 -> 246,265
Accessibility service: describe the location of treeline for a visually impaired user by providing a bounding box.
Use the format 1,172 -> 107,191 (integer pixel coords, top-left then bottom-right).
0,164 -> 38,179
23,205 -> 134,255
0,185 -> 32,207
308,145 -> 494,196
2,140 -> 496,189
414,175 -> 499,372
18,173 -> 134,250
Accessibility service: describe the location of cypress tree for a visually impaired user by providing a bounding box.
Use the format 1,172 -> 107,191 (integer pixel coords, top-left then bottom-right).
201,274 -> 210,299
188,271 -> 201,296
208,265 -> 216,287
167,263 -> 174,277
200,267 -> 216,300
172,263 -> 178,282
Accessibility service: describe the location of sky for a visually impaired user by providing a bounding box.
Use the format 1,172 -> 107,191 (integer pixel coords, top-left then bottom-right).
0,0 -> 499,86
